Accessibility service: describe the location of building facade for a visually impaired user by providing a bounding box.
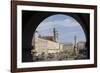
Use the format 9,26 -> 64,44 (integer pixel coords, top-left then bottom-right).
31,30 -> 86,61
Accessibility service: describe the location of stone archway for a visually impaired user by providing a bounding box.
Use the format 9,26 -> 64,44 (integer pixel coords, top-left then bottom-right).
22,11 -> 90,62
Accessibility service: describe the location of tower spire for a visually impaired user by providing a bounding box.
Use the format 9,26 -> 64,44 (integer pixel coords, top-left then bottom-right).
53,27 -> 56,42
53,27 -> 58,42
74,35 -> 77,55
74,35 -> 77,46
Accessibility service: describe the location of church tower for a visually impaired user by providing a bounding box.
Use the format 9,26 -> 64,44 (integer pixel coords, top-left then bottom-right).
53,27 -> 58,42
74,35 -> 77,55
74,36 -> 77,47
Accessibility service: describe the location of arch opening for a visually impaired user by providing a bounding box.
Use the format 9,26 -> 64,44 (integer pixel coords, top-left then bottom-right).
31,14 -> 89,61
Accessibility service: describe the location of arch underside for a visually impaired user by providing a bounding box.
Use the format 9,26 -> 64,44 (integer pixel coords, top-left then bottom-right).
22,10 -> 90,62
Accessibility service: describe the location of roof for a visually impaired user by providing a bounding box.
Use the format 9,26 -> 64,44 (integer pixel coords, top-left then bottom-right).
41,36 -> 54,41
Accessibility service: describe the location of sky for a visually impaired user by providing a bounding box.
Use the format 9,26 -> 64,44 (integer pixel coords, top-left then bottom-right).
36,14 -> 86,44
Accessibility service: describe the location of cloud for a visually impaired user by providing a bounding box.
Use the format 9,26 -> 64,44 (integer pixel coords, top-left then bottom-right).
63,18 -> 79,27
36,17 -> 80,32
35,14 -> 86,43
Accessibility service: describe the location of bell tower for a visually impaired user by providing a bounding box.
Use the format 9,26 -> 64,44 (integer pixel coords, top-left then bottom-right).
53,27 -> 58,42
74,35 -> 77,55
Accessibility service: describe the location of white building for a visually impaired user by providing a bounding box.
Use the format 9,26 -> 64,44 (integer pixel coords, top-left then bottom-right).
31,29 -> 80,61
77,41 -> 86,50
31,31 -> 64,56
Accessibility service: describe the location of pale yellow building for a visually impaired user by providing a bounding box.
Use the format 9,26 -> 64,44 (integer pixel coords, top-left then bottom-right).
32,31 -> 64,56
31,30 -> 80,61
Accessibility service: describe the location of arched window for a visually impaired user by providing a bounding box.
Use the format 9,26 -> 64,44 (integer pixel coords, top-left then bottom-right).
31,14 -> 88,61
